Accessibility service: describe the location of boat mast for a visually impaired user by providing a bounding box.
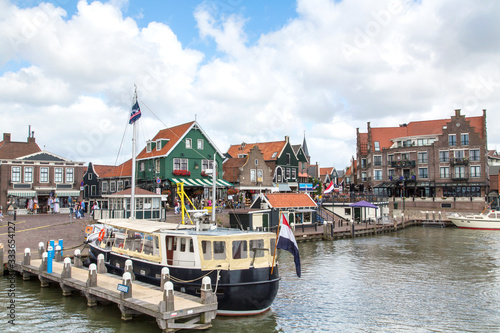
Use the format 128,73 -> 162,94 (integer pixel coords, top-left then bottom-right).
212,153 -> 216,222
130,86 -> 138,220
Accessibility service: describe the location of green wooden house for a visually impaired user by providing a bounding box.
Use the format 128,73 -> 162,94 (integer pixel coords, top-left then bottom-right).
135,121 -> 231,204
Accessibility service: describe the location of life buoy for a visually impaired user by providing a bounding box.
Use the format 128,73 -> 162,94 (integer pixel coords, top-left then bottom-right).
85,226 -> 93,234
118,243 -> 124,249
98,229 -> 106,241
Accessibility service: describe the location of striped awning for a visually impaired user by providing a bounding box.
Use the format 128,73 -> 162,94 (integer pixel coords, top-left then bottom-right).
55,190 -> 81,197
169,178 -> 233,187
7,190 -> 36,197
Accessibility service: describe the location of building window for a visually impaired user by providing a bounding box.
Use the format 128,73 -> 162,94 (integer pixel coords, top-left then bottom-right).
11,166 -> 21,182
286,168 -> 291,179
362,172 -> 367,182
185,138 -> 192,149
88,173 -> 93,180
197,139 -> 204,150
251,169 -> 256,182
418,168 -> 428,179
449,134 -> 456,146
156,140 -> 162,151
155,159 -> 160,173
140,162 -> 145,171
40,167 -> 49,183
257,169 -> 263,182
173,158 -> 188,170
374,170 -> 382,181
387,155 -> 394,163
439,151 -> 449,163
202,159 -> 214,171
65,168 -> 74,183
110,181 -> 116,192
454,166 -> 465,179
374,141 -> 380,151
54,168 -> 63,183
147,142 -> 152,153
454,150 -> 464,159
440,167 -> 450,178
418,152 -> 428,164
91,185 -> 96,196
361,159 -> 367,168
255,159 -> 258,165
470,149 -> 480,161
23,167 -> 33,183
117,180 -> 124,191
470,166 -> 481,178
388,169 -> 395,179
461,133 -> 469,145
102,181 -> 108,193
373,155 -> 382,166
401,153 -> 409,161
292,168 -> 296,179
286,153 -> 291,165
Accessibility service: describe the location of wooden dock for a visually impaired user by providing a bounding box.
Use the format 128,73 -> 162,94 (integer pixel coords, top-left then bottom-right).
1,244 -> 217,332
294,218 -> 455,242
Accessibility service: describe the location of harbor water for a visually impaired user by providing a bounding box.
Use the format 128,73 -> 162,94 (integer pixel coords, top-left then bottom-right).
2,227 -> 500,332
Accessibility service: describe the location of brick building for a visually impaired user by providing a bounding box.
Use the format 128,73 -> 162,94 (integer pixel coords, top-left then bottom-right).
356,109 -> 488,211
0,132 -> 85,215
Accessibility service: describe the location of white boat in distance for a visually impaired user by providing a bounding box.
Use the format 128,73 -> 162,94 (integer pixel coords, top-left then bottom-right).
448,210 -> 500,230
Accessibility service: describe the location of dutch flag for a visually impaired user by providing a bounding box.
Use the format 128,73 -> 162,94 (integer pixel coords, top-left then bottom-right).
324,181 -> 334,194
277,213 -> 301,277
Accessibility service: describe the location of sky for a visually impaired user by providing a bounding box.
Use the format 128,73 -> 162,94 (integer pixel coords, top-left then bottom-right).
0,0 -> 499,170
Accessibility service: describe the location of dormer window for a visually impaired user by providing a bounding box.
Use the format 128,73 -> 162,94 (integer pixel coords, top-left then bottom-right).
272,152 -> 278,158
374,141 -> 380,151
156,139 -> 162,151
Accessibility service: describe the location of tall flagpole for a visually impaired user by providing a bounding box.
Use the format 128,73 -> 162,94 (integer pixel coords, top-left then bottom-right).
130,86 -> 137,220
271,211 -> 282,275
211,153 -> 216,222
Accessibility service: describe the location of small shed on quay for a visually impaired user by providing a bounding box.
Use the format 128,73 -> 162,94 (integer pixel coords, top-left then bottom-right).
229,192 -> 318,230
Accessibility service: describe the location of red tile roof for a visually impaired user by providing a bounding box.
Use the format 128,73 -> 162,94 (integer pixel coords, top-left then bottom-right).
136,121 -> 195,160
369,116 -> 484,150
100,159 -> 132,178
222,157 -> 246,183
265,193 -> 317,208
0,136 -> 41,159
93,164 -> 115,177
320,167 -> 334,176
227,141 -> 286,161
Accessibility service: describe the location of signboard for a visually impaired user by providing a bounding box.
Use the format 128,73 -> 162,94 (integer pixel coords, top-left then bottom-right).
117,284 -> 129,293
299,183 -> 313,191
156,178 -> 161,184
156,188 -> 161,195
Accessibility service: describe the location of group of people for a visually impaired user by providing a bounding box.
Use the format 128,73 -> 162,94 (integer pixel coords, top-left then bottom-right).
71,199 -> 86,219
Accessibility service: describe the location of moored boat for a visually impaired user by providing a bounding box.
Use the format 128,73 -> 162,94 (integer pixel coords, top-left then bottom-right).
87,216 -> 280,315
448,210 -> 500,230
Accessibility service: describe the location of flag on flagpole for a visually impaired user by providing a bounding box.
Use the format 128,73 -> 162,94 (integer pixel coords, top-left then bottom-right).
129,95 -> 141,124
324,181 -> 334,194
277,213 -> 301,277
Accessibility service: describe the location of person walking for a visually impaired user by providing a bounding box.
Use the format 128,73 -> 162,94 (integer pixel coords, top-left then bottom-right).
80,200 -> 86,218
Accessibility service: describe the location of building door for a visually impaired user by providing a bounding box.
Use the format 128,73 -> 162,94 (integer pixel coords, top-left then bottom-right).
165,236 -> 175,265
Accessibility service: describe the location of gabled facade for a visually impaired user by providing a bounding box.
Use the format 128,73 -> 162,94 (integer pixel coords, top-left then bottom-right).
222,145 -> 274,192
226,136 -> 301,192
135,121 -> 228,204
99,159 -> 133,197
82,162 -> 114,201
356,109 -> 488,210
0,132 -> 84,215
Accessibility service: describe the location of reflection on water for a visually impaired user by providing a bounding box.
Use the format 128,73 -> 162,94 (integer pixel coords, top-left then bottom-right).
2,228 -> 500,332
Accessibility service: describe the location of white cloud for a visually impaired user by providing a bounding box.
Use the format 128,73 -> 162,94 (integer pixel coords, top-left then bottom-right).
0,0 -> 499,170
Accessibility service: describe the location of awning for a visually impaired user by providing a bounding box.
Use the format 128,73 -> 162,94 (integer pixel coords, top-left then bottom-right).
278,183 -> 292,192
7,190 -> 36,197
56,190 -> 81,197
169,178 -> 233,187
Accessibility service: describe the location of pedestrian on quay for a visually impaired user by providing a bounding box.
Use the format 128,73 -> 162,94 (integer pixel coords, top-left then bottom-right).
80,200 -> 86,218
54,195 -> 60,214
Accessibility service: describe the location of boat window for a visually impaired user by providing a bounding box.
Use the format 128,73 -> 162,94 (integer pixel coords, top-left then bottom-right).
202,241 -> 212,260
189,239 -> 194,253
173,237 -> 178,251
180,238 -> 187,252
124,232 -> 143,252
142,234 -> 158,256
213,241 -> 226,260
249,239 -> 265,258
232,240 -> 248,259
270,238 -> 276,256
167,237 -> 173,251
113,232 -> 126,248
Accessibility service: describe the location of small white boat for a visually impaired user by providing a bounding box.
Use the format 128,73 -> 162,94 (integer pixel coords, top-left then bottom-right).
448,210 -> 500,230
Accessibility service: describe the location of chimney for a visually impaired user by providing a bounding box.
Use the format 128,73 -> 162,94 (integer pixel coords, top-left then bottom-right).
455,109 -> 461,117
3,133 -> 11,142
285,136 -> 289,143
